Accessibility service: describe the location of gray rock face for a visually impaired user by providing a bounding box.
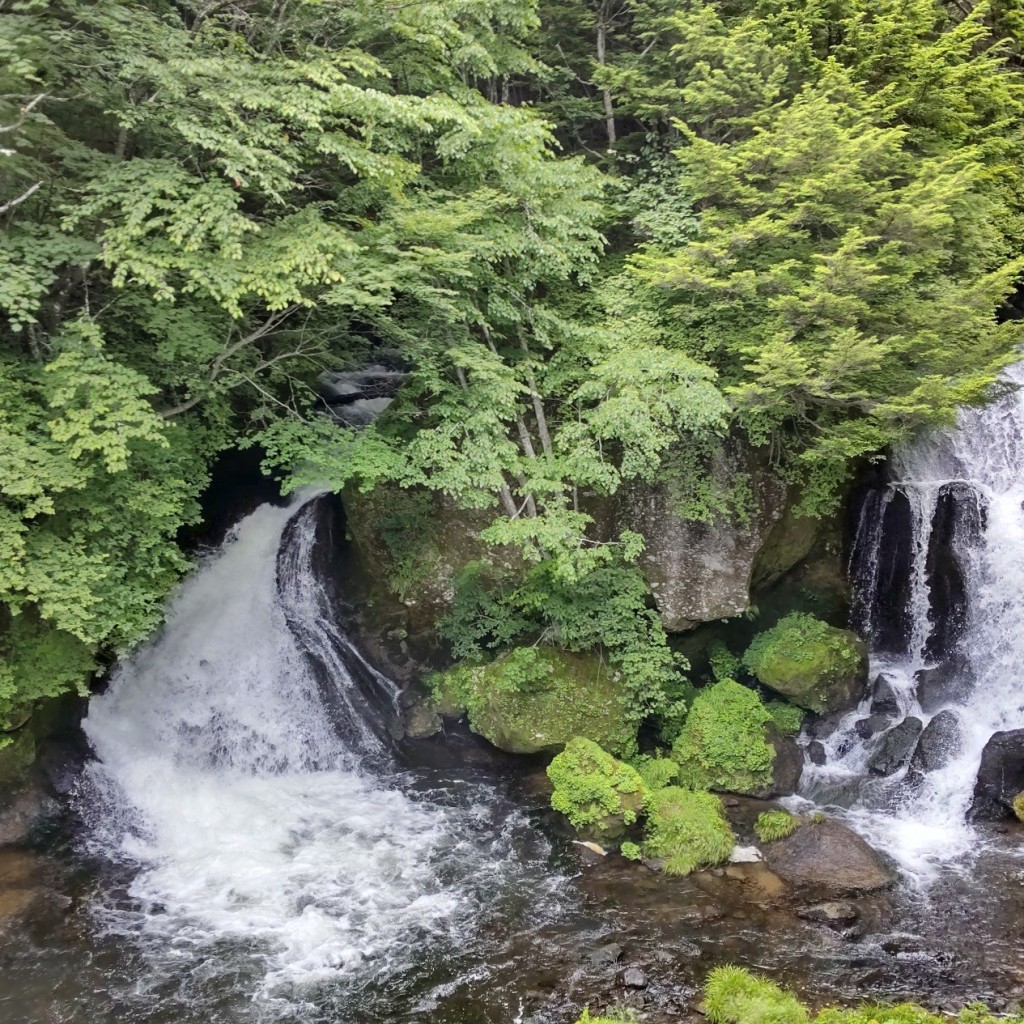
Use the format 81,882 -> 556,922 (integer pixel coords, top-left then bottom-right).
807,741 -> 827,766
622,439 -> 787,631
855,715 -> 890,739
766,730 -> 804,796
914,658 -> 971,713
0,786 -> 58,847
969,729 -> 1024,821
796,901 -> 859,928
868,717 -> 923,776
910,710 -> 962,773
765,819 -> 897,895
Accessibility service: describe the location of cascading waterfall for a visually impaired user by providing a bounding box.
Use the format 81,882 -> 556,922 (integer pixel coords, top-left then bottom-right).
79,495 -> 559,1014
800,362 -> 1024,882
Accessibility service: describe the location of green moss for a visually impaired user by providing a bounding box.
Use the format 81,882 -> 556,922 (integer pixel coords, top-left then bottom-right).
548,737 -> 648,840
575,1009 -> 638,1024
1013,791 -> 1024,822
434,646 -> 635,755
743,613 -> 866,714
641,787 -> 734,876
631,754 -> 680,792
766,701 -> 805,737
704,966 -> 809,1024
672,679 -> 775,794
620,840 -> 642,861
755,810 -> 799,843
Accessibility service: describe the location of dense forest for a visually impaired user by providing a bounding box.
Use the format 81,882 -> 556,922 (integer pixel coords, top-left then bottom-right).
2,0 -> 1023,742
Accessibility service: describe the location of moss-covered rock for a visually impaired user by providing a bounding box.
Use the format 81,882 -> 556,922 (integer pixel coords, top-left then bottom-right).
672,679 -> 776,794
755,809 -> 799,843
641,786 -> 735,875
434,647 -> 635,755
742,613 -> 867,714
548,737 -> 648,840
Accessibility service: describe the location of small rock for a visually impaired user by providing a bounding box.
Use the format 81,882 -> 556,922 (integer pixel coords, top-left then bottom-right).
403,701 -> 442,739
855,715 -> 890,740
589,943 -> 624,966
970,729 -> 1024,820
915,659 -> 970,714
870,673 -> 901,717
868,717 -> 923,776
729,845 -> 762,863
615,966 -> 649,990
0,785 -> 59,846
807,741 -> 827,766
797,901 -> 859,928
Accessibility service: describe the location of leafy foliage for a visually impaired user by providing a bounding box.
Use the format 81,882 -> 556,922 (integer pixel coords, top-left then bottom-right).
755,810 -> 799,843
641,786 -> 735,875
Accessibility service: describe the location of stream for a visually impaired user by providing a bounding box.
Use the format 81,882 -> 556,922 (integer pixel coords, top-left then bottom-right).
6,372 -> 1024,1021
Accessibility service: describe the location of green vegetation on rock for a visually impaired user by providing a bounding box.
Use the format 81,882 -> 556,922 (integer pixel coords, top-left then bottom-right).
631,755 -> 680,793
743,615 -> 867,714
766,703 -> 805,738
672,680 -> 775,794
641,787 -> 735,876
434,647 -> 635,755
755,810 -> 800,844
547,737 -> 647,840
701,967 -> 1016,1024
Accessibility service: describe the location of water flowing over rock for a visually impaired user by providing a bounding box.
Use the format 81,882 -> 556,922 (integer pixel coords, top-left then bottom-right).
800,361 -> 1024,880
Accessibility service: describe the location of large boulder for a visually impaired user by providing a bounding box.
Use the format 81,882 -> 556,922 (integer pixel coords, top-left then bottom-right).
764,819 -> 897,895
869,673 -> 901,717
867,717 -> 923,776
909,710 -> 962,773
433,647 -> 635,756
620,438 -> 788,631
743,613 -> 868,714
969,729 -> 1024,821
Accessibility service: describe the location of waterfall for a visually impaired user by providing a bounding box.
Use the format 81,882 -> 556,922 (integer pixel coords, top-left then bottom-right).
78,495 -> 559,1012
799,363 -> 1024,882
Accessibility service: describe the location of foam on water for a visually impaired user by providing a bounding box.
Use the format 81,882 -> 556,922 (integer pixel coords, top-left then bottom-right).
80,497 -> 556,1007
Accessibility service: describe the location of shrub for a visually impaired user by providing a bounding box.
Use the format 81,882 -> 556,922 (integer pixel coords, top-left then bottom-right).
641,787 -> 734,876
708,641 -> 743,682
672,680 -> 775,794
620,841 -> 642,861
548,738 -> 648,839
755,810 -> 799,843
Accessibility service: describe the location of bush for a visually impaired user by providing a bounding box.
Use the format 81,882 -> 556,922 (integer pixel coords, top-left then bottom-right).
641,787 -> 734,876
620,841 -> 642,861
548,738 -> 648,839
631,754 -> 680,792
672,680 -> 775,794
755,810 -> 799,843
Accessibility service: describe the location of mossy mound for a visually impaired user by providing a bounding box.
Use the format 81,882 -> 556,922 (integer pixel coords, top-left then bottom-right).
548,737 -> 648,840
755,809 -> 799,843
705,966 -> 809,1024
434,646 -> 635,755
641,786 -> 735,875
743,613 -> 867,714
631,754 -> 680,792
672,679 -> 775,794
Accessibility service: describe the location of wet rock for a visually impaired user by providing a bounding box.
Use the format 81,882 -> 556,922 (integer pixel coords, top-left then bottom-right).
729,845 -> 762,864
764,819 -> 897,895
910,710 -> 963,773
970,729 -> 1024,820
615,966 -> 649,990
855,715 -> 890,739
870,673 -> 901,717
0,784 -> 59,846
868,717 -> 923,776
589,943 -> 624,966
807,740 -> 827,766
402,700 -> 442,739
914,658 -> 970,713
767,729 -> 803,796
797,901 -> 859,928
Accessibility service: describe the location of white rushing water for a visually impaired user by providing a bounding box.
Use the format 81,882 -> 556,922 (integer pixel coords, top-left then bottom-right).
800,363 -> 1024,883
80,496 -> 556,1010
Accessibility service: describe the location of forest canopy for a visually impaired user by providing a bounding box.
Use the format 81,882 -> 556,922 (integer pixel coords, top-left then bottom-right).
1,0 -> 1022,725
